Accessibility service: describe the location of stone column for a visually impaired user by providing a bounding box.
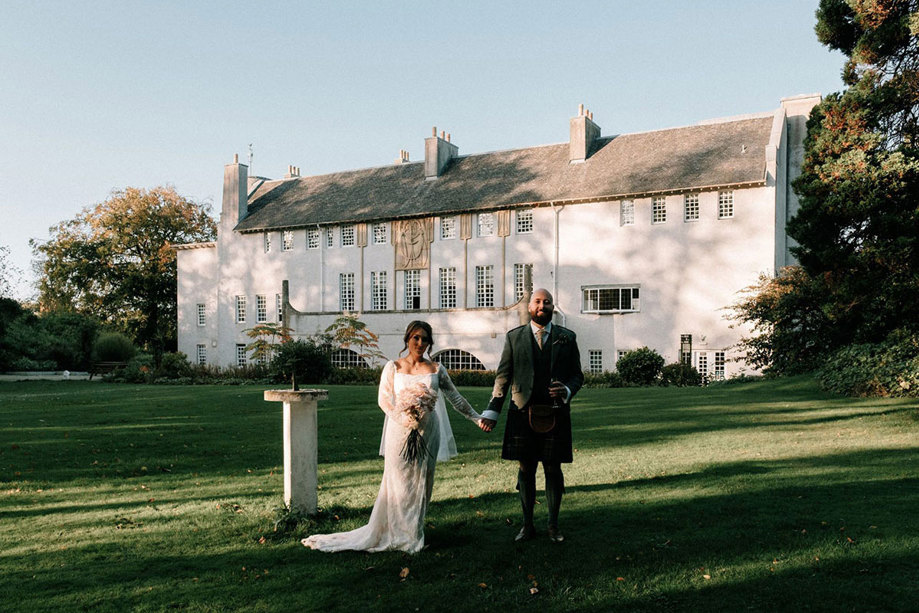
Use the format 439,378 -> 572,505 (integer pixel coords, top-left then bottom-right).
264,389 -> 328,514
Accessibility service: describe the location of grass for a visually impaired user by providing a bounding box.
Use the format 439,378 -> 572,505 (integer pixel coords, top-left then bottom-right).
0,377 -> 917,612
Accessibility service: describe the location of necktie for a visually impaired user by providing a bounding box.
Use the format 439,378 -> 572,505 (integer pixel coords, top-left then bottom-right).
537,328 -> 545,349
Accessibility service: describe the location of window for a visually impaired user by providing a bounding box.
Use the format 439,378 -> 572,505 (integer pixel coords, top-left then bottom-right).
339,273 -> 355,311
326,227 -> 335,248
263,232 -> 271,252
196,344 -> 207,365
433,349 -> 486,371
236,344 -> 247,367
719,191 -> 734,219
588,350 -> 603,374
276,294 -> 283,322
196,303 -> 206,327
235,295 -> 247,323
440,216 -> 457,240
621,200 -> 635,226
475,265 -> 494,307
307,227 -> 320,249
581,286 -> 640,313
439,267 -> 457,308
404,270 -> 421,310
331,348 -> 369,368
680,334 -> 693,365
477,212 -> 495,237
282,230 -> 294,251
370,271 -> 388,310
516,209 -> 533,234
714,351 -> 726,380
684,194 -> 699,222
514,263 -> 533,302
256,295 -> 267,323
341,224 -> 355,247
373,222 -> 388,245
652,197 -> 666,223
617,350 -> 628,362
698,353 -> 709,377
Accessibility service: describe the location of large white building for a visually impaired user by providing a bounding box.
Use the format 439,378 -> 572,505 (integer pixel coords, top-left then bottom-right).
176,94 -> 820,378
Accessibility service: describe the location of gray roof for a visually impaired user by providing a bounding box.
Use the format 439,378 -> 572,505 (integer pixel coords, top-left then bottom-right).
235,115 -> 773,232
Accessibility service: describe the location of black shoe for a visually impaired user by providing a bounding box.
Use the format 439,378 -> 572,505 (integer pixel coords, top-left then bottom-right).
515,525 -> 536,542
547,526 -> 565,543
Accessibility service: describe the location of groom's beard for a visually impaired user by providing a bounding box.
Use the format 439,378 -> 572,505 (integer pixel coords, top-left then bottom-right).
531,310 -> 552,326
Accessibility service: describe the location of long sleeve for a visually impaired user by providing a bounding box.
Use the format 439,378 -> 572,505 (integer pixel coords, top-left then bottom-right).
486,331 -> 515,416
437,365 -> 481,422
377,361 -> 414,428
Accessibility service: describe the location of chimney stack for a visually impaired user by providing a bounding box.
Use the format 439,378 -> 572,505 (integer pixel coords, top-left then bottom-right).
569,104 -> 601,164
425,126 -> 459,179
284,165 -> 301,179
394,149 -> 411,164
222,153 -> 249,224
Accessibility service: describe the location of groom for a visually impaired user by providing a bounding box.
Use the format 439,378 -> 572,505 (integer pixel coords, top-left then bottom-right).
480,288 -> 584,542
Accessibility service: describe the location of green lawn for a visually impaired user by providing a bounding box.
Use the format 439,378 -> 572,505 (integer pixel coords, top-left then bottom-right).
0,378 -> 916,612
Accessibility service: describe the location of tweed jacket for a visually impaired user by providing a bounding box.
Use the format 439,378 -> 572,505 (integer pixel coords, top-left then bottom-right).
486,323 -> 584,415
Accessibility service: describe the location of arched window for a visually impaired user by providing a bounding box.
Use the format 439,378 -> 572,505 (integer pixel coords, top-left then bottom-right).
331,348 -> 369,368
433,349 -> 486,371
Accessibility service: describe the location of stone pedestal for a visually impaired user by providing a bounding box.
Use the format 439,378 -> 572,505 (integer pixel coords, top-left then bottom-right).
264,389 -> 328,514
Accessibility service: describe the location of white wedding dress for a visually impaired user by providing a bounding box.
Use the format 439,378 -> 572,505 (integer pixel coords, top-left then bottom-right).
301,361 -> 481,553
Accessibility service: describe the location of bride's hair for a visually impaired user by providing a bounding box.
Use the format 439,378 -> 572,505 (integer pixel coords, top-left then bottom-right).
398,320 -> 434,357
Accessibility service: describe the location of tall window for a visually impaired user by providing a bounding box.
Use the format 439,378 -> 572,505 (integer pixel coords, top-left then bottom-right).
477,213 -> 495,237
370,271 -> 388,310
263,232 -> 271,252
581,286 -> 640,313
326,227 -> 335,248
698,353 -> 709,378
236,344 -> 247,367
256,295 -> 267,323
196,344 -> 207,365
433,349 -> 486,371
235,295 -> 247,323
514,263 -> 533,302
282,230 -> 294,251
440,216 -> 457,240
684,194 -> 699,222
373,222 -> 388,245
475,265 -> 494,307
339,273 -> 355,311
516,209 -> 533,234
621,200 -> 635,226
196,303 -> 206,327
439,267 -> 457,308
307,227 -> 320,249
718,191 -> 734,219
588,350 -> 603,373
652,197 -> 666,223
714,351 -> 726,380
341,224 -> 356,247
404,270 -> 421,310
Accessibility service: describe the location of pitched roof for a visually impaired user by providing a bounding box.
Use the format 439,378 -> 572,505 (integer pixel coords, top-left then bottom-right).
234,115 -> 773,232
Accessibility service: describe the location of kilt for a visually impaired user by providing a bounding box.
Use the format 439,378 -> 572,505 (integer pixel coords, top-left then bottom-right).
501,405 -> 572,463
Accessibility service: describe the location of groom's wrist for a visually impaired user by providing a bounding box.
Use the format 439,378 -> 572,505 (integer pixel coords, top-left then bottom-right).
482,409 -> 500,421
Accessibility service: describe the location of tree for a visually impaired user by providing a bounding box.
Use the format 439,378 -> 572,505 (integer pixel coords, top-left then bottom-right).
31,186 -> 216,362
324,313 -> 386,366
734,1 -> 919,373
0,245 -> 22,298
244,322 -> 292,364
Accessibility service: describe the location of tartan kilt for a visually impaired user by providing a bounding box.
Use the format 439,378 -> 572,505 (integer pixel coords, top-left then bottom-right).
501,405 -> 572,463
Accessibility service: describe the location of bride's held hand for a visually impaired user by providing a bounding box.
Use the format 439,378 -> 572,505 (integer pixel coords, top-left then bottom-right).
477,418 -> 495,432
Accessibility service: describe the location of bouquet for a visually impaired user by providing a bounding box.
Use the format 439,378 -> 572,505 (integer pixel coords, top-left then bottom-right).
396,381 -> 438,462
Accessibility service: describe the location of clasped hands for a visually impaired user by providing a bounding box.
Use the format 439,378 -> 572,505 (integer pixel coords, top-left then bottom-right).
477,381 -> 566,433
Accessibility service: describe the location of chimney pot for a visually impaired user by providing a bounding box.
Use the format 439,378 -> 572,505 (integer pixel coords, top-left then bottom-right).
233,153 -> 239,164
578,103 -> 584,116
432,126 -> 437,137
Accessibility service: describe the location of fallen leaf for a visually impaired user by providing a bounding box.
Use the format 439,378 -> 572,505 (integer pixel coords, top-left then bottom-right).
703,574 -> 711,580
617,577 -> 625,581
846,536 -> 855,543
399,567 -> 410,579
529,587 -> 539,595
477,582 -> 488,589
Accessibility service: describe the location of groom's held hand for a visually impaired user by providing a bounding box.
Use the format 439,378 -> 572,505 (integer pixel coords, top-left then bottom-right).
480,418 -> 496,432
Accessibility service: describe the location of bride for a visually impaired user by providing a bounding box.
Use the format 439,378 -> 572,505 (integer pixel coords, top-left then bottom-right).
301,320 -> 487,553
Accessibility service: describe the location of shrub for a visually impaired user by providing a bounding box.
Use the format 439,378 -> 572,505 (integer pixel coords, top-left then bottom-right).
583,370 -> 624,388
93,331 -> 136,363
616,347 -> 665,386
271,339 -> 332,386
660,362 -> 702,387
446,369 -> 496,387
114,353 -> 154,383
328,366 -> 383,385
155,352 -> 192,380
818,330 -> 919,397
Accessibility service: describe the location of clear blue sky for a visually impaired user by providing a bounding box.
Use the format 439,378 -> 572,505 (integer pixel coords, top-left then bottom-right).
0,1 -> 844,301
